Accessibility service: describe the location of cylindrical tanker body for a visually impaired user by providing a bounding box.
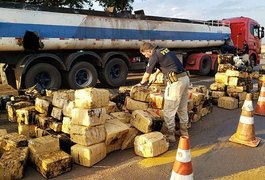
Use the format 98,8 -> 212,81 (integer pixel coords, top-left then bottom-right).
0,4 -> 231,52
0,2 -> 232,90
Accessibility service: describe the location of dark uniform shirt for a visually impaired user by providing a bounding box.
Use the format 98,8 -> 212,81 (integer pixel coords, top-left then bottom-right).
145,47 -> 185,76
242,43 -> 249,54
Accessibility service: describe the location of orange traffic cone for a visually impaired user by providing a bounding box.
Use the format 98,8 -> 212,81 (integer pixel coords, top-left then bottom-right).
229,93 -> 261,147
255,82 -> 265,116
170,136 -> 193,180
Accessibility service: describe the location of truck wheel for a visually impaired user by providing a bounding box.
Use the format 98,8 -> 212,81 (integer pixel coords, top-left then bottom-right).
67,62 -> 97,89
102,58 -> 128,87
98,70 -> 107,85
249,55 -> 256,68
199,55 -> 212,76
209,60 -> 218,75
24,63 -> 61,89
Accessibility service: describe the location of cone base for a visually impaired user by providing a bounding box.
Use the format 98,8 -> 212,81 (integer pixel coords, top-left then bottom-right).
170,171 -> 193,180
255,103 -> 265,116
254,111 -> 265,116
229,134 -> 261,147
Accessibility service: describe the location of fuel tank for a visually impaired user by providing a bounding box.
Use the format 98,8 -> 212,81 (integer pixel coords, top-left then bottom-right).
0,2 -> 231,52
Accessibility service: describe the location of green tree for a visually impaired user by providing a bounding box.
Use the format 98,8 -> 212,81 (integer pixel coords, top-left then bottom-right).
1,0 -> 135,11
95,0 -> 134,12
1,0 -> 93,8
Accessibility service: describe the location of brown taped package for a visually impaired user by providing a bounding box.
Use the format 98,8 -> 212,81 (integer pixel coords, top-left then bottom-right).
130,86 -> 150,102
134,132 -> 169,157
75,88 -> 109,109
218,96 -> 238,110
52,90 -> 75,108
7,101 -> 33,122
70,125 -> 106,146
131,110 -> 161,133
105,119 -> 129,153
110,111 -> 133,124
35,96 -> 52,116
124,97 -> 149,111
71,108 -> 106,127
16,106 -> 37,125
71,143 -> 106,167
0,147 -> 29,179
32,150 -> 71,178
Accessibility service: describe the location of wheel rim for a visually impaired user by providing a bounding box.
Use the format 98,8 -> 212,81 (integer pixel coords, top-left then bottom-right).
110,64 -> 121,79
34,72 -> 51,89
75,68 -> 92,87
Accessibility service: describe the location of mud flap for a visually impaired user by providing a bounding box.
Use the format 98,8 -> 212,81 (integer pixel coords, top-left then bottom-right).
1,63 -> 18,89
14,64 -> 24,89
0,63 -> 7,85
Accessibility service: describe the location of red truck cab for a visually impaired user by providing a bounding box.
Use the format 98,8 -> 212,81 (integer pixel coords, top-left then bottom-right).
184,17 -> 264,76
226,17 -> 264,66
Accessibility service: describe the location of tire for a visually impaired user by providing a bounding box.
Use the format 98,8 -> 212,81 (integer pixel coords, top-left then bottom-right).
249,55 -> 256,68
24,63 -> 61,89
199,55 -> 212,76
98,69 -> 107,85
102,58 -> 128,87
67,62 -> 98,89
209,60 -> 218,76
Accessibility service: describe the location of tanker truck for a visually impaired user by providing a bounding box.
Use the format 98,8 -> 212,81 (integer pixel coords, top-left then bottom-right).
0,2 -> 263,90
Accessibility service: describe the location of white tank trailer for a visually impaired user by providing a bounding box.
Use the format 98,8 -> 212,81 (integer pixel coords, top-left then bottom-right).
0,2 -> 230,89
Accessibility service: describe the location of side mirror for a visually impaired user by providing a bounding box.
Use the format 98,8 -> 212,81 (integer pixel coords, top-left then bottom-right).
260,27 -> 264,39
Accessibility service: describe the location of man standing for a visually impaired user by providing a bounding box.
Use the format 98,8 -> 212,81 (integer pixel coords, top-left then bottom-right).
138,42 -> 190,142
241,40 -> 250,67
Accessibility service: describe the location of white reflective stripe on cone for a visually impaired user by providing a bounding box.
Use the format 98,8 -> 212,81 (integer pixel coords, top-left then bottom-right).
242,100 -> 253,111
261,87 -> 265,92
258,96 -> 265,102
176,149 -> 191,163
170,171 -> 194,180
239,116 -> 254,125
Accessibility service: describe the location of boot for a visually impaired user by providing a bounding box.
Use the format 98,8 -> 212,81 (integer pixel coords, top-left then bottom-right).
167,131 -> 176,143
180,123 -> 189,137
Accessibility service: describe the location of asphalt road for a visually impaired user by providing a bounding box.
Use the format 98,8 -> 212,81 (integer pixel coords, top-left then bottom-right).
1,60 -> 265,180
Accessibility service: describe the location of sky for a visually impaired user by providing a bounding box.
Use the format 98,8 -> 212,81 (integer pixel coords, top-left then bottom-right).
92,0 -> 265,43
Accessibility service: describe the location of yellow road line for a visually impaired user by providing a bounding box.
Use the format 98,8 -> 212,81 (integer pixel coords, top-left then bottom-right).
139,144 -> 215,168
214,166 -> 265,180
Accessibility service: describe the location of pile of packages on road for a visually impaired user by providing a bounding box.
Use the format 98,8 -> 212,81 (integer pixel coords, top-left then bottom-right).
0,75 -> 213,179
209,54 -> 265,110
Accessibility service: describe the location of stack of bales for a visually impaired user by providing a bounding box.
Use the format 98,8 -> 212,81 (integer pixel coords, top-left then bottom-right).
122,74 -> 169,157
2,72 -> 216,172
143,73 -> 213,127
6,95 -> 39,138
124,73 -> 165,131
6,96 -> 33,123
50,90 -> 75,132
34,89 -> 76,138
189,85 -> 213,124
5,90 -> 74,178
70,88 -> 110,167
123,73 -> 165,112
210,55 -> 253,109
34,96 -> 53,137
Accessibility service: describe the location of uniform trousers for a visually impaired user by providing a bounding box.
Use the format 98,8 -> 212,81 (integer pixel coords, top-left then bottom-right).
163,75 -> 190,132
